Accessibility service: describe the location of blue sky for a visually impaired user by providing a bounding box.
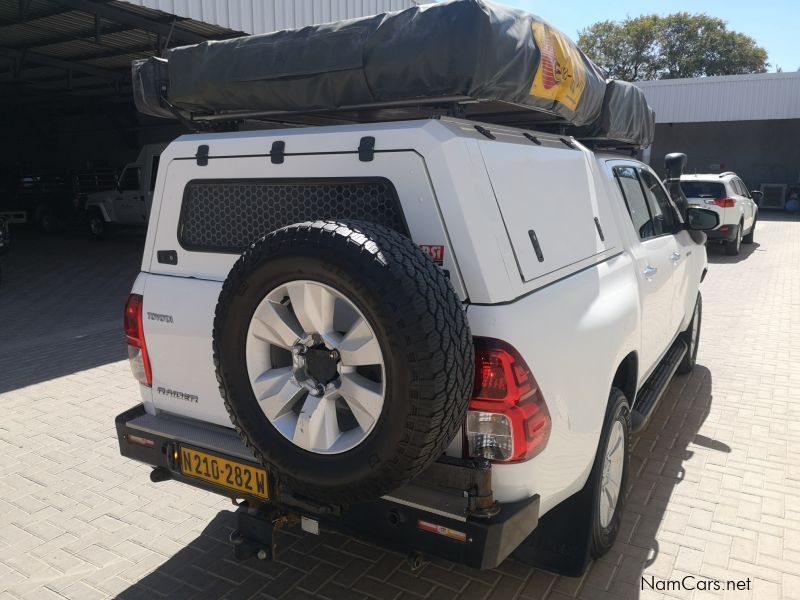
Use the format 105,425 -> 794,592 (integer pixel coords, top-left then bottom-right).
471,1 -> 798,72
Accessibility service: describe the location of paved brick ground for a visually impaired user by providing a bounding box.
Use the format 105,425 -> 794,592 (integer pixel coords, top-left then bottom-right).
1,216 -> 798,600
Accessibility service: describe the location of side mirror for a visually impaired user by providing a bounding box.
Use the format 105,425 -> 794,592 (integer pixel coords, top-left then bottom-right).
686,207 -> 719,231
750,190 -> 763,202
665,152 -> 687,181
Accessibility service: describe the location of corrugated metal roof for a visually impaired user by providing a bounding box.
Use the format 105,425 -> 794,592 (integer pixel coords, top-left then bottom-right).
121,0 -> 420,34
0,0 -> 418,107
637,72 -> 800,123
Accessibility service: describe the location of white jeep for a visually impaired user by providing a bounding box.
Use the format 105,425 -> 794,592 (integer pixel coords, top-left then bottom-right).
84,143 -> 166,239
115,0 -> 721,576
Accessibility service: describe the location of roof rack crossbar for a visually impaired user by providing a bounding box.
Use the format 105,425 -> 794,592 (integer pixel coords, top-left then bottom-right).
187,95 -> 476,123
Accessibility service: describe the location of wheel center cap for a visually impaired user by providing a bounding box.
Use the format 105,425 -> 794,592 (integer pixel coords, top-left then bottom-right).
291,340 -> 340,396
304,347 -> 340,385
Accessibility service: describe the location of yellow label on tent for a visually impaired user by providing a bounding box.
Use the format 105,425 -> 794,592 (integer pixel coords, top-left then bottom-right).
529,21 -> 587,112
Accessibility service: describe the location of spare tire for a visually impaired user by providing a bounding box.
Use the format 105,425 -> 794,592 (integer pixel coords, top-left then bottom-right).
213,220 -> 474,505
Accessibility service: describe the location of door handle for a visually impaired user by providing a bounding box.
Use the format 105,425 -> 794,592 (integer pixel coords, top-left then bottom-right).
643,265 -> 658,279
670,251 -> 681,263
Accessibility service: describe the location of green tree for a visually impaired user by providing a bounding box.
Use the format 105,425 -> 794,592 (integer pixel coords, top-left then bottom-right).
577,13 -> 768,80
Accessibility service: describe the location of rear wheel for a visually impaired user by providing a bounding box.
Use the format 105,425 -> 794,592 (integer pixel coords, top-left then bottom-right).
87,210 -> 105,240
677,293 -> 702,375
589,388 -> 630,558
742,215 -> 756,244
724,223 -> 742,255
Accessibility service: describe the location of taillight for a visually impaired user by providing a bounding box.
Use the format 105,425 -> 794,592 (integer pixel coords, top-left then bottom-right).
464,338 -> 550,462
124,294 -> 152,386
712,197 -> 735,208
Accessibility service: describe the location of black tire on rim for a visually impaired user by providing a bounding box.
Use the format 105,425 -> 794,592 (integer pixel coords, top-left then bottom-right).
724,223 -> 742,255
677,292 -> 702,375
213,220 -> 474,505
87,210 -> 105,240
742,215 -> 756,244
589,387 -> 631,558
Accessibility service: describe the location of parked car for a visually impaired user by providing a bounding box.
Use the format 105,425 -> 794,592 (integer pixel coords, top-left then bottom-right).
0,166 -> 117,231
680,172 -> 758,255
115,117 -> 718,574
84,144 -> 166,239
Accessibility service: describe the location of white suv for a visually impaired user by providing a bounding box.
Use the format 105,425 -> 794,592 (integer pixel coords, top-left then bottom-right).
680,172 -> 758,255
115,118 -> 718,574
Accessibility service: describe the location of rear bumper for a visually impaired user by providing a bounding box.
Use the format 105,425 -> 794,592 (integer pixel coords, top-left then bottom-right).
116,404 -> 540,570
706,223 -> 739,242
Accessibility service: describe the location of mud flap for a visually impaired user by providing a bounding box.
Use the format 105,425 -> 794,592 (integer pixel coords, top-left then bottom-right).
511,482 -> 595,577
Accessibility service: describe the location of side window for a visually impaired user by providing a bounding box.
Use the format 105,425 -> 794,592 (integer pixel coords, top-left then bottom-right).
149,156 -> 160,192
736,178 -> 750,197
120,167 -> 141,191
639,169 -> 681,235
614,166 -> 654,240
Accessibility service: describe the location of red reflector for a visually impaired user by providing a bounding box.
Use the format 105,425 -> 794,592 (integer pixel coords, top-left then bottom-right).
124,294 -> 152,386
417,519 -> 467,542
713,197 -> 735,208
127,434 -> 155,448
719,226 -> 729,232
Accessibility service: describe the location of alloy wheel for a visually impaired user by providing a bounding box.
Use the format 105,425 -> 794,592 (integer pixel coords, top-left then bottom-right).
245,280 -> 385,455
599,420 -> 625,528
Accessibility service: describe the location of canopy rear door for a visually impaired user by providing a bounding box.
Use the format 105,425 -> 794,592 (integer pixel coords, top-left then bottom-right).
479,139 -> 615,283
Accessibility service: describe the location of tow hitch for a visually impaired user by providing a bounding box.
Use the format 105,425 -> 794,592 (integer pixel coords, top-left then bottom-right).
230,504 -> 299,561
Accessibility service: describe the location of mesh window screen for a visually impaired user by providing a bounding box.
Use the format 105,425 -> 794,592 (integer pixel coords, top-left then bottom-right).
178,178 -> 408,252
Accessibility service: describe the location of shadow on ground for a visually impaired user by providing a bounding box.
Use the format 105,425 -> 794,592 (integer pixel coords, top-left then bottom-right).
0,229 -> 142,393
706,241 -> 760,264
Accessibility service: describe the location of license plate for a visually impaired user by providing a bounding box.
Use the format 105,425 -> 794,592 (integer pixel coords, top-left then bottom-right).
179,447 -> 268,499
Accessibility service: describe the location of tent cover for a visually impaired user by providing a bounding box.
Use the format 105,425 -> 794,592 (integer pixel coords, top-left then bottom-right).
132,0 -> 654,147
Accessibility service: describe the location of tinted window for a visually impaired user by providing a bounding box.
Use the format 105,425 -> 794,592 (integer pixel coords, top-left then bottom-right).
614,166 -> 654,239
120,168 -> 140,191
734,178 -> 750,197
149,156 -> 160,192
639,169 -> 679,234
680,181 -> 725,199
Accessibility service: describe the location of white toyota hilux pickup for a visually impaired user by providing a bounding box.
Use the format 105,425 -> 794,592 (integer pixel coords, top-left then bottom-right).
116,116 -> 719,574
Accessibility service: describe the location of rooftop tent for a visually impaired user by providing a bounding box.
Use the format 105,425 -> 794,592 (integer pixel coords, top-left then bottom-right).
132,0 -> 655,148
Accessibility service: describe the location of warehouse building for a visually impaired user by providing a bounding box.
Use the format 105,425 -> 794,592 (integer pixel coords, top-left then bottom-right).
0,0 -> 418,170
638,72 -> 800,208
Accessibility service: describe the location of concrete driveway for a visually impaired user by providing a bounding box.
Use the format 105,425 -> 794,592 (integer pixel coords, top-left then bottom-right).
1,215 -> 798,600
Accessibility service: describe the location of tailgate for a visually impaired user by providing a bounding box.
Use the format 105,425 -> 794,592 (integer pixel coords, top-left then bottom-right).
142,150 -> 465,425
